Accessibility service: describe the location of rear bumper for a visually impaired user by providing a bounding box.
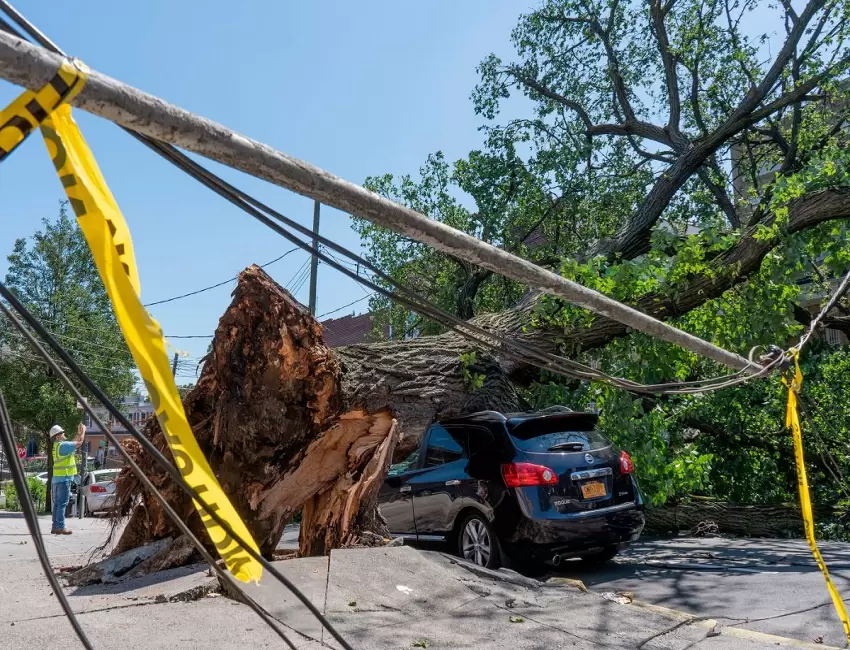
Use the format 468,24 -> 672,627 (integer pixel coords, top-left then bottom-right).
502,503 -> 645,561
88,495 -> 116,512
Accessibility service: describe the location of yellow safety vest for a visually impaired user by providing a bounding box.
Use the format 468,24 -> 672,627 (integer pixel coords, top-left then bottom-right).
52,441 -> 77,478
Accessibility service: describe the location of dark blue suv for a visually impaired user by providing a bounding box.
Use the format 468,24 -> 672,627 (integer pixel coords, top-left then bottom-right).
377,407 -> 645,568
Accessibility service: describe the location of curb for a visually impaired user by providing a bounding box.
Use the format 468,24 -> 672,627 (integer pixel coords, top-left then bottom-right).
629,599 -> 841,649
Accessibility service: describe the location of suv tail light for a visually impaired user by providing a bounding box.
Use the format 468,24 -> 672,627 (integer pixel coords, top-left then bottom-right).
501,462 -> 559,487
620,451 -> 634,474
89,484 -> 107,494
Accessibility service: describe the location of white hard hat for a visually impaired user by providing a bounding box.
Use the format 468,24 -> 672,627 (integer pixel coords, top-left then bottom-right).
49,425 -> 65,438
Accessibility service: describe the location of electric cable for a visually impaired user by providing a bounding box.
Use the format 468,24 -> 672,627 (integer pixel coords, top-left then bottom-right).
143,247 -> 299,307
797,266 -> 850,352
318,294 -> 373,319
0,280 -> 355,650
141,134 -> 776,395
284,259 -> 311,293
289,262 -> 312,296
1,1 -> 778,397
0,388 -> 94,650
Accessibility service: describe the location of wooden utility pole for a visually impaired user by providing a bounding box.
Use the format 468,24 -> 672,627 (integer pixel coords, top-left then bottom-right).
0,32 -> 760,373
308,200 -> 320,315
171,353 -> 179,378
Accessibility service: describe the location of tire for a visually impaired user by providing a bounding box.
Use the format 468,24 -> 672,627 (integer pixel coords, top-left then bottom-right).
82,497 -> 92,518
457,513 -> 501,569
580,546 -> 619,564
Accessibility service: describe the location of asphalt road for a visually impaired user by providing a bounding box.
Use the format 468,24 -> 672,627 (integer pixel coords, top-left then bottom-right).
280,524 -> 850,646
554,536 -> 850,648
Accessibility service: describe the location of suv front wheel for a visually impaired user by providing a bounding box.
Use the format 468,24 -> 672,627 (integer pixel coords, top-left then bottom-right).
457,513 -> 501,569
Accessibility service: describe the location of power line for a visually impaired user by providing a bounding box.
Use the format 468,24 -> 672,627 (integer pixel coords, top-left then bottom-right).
0,27 -> 759,372
284,258 -> 311,293
163,334 -> 212,339
318,294 -> 372,319
0,289 -> 299,650
0,389 -> 94,649
143,247 -> 299,307
797,266 -> 850,352
132,119 -> 774,396
0,318 -> 131,358
289,263 -> 312,296
0,11 -> 352,649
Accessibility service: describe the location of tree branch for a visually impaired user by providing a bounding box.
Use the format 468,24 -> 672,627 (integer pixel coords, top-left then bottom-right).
686,60 -> 709,136
728,0 -> 826,124
506,67 -> 593,130
575,0 -> 638,124
650,0 -> 683,137
592,3 -> 837,261
540,189 -> 850,352
697,163 -> 740,228
506,67 -> 675,149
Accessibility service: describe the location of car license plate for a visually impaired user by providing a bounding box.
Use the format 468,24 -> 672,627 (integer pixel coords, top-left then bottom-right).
580,480 -> 606,499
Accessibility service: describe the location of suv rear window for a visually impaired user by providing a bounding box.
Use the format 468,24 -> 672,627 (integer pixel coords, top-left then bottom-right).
509,416 -> 610,452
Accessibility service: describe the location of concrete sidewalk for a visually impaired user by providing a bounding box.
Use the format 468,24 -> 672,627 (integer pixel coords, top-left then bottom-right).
0,514 -> 839,649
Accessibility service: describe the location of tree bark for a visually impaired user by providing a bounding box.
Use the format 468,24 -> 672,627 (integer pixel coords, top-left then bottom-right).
644,500 -> 842,537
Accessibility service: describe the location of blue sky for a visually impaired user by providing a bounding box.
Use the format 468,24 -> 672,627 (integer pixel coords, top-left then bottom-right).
0,0 -> 524,373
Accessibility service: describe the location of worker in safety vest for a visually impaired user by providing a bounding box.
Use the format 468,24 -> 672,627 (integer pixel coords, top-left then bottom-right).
49,423 -> 86,535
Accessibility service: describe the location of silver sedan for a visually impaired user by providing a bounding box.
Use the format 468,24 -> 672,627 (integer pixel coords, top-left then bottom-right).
80,469 -> 120,516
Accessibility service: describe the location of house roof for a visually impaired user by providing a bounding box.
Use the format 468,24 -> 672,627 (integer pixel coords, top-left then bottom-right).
320,313 -> 388,347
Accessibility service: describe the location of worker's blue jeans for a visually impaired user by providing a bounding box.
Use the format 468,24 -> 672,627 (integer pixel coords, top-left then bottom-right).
51,479 -> 71,530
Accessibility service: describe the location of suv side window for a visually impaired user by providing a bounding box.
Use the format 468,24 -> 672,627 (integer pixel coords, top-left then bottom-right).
423,424 -> 466,468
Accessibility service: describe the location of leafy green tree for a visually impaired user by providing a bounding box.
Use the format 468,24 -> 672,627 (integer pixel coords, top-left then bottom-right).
0,203 -> 135,508
353,0 -> 850,508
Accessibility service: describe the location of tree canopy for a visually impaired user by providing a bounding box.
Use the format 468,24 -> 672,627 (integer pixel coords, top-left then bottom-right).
0,203 -> 136,443
353,0 -> 850,514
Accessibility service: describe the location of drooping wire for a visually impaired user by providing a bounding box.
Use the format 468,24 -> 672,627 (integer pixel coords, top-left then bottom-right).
138,134 -> 772,395
0,282 -> 355,650
0,390 -> 95,650
0,287 -> 352,649
143,247 -> 299,307
797,266 -> 850,352
1,1 -> 774,396
0,297 -> 302,649
1,0 -> 765,394
318,294 -> 373,319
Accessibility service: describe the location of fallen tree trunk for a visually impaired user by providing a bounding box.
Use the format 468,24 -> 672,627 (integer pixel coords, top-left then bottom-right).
112,266 -> 515,561
644,500 -> 845,537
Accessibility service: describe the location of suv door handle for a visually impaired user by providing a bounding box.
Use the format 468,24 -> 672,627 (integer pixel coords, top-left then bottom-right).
399,486 -> 411,493
445,480 -> 461,486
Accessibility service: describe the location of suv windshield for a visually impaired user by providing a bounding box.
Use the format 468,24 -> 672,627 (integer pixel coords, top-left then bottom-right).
509,416 -> 610,453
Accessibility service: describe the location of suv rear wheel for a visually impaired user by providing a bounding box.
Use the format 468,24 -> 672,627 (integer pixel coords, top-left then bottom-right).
457,513 -> 501,569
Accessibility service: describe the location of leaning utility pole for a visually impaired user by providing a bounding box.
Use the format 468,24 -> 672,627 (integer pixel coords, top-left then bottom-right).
0,32 -> 758,373
308,200 -> 320,315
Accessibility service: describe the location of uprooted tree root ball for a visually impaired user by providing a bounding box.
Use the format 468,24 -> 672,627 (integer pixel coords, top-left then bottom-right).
110,266 -> 406,566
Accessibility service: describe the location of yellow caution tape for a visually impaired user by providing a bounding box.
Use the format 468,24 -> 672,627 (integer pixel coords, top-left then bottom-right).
40,102 -> 262,583
0,58 -> 86,161
783,350 -> 850,643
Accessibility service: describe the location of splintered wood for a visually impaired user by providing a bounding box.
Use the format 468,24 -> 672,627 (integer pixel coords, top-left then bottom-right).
112,265 -> 396,562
